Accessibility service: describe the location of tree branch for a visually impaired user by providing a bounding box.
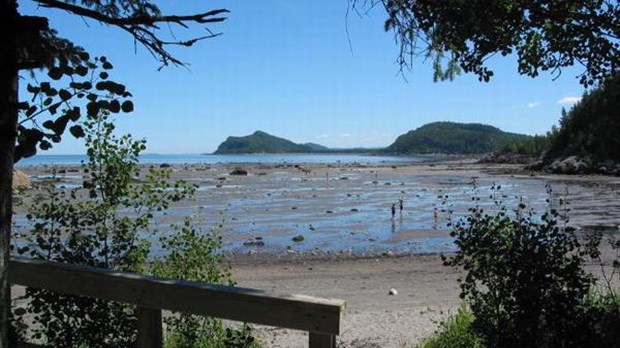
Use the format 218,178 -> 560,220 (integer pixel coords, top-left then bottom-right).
34,0 -> 228,27
32,0 -> 228,67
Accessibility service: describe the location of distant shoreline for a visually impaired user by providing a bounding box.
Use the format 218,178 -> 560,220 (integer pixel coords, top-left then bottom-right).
15,152 -> 448,167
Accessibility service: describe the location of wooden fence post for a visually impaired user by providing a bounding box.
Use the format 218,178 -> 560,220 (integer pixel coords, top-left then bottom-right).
10,258 -> 345,348
136,306 -> 163,348
309,332 -> 336,348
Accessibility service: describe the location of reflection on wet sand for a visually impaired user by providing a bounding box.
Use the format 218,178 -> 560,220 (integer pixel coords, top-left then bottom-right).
13,161 -> 620,257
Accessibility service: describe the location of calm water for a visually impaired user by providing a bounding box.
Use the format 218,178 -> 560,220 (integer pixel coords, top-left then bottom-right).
16,153 -> 435,167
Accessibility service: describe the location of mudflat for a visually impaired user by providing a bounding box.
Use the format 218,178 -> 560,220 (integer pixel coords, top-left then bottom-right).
14,159 -> 620,347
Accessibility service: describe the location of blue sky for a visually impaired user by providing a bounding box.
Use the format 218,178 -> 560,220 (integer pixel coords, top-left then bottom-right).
19,0 -> 586,154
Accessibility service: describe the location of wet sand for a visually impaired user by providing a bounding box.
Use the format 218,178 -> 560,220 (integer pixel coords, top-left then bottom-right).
13,160 -> 620,347
15,160 -> 620,255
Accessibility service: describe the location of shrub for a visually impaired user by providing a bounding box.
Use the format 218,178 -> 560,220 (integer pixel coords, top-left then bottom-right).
417,306 -> 483,348
152,218 -> 258,348
441,184 -> 598,347
11,114 -> 256,347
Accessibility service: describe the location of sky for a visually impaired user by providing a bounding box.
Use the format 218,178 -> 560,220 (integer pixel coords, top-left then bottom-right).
18,0 -> 587,154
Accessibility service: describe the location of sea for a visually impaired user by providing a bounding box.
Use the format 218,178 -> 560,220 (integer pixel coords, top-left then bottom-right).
15,153 -> 435,167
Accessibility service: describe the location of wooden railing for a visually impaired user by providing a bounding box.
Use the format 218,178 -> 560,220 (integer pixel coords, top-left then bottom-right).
9,257 -> 345,348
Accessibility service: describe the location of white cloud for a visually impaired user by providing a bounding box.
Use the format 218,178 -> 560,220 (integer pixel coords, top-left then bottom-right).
340,133 -> 352,138
316,134 -> 329,139
527,102 -> 540,108
557,96 -> 581,105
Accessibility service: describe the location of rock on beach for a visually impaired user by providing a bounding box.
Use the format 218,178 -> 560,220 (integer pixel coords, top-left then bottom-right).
12,170 -> 31,189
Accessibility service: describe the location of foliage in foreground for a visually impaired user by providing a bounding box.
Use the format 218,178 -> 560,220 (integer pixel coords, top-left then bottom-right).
11,112 -> 256,346
420,293 -> 620,348
430,184 -> 620,347
351,0 -> 619,87
152,218 -> 258,348
417,306 -> 482,348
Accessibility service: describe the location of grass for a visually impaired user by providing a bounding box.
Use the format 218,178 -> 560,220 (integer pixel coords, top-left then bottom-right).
416,305 -> 483,348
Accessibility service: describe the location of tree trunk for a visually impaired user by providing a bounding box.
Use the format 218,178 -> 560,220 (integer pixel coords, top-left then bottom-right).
1,0 -> 19,346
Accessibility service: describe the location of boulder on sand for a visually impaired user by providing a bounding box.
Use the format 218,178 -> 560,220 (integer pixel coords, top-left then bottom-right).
230,168 -> 248,176
12,170 -> 31,189
550,156 -> 588,174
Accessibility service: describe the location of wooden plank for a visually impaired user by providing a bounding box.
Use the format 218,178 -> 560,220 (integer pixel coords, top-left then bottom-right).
136,307 -> 163,348
309,332 -> 336,348
9,257 -> 345,335
17,342 -> 44,348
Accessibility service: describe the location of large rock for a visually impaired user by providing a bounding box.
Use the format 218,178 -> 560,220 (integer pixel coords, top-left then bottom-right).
12,170 -> 31,189
526,160 -> 545,171
230,168 -> 248,176
549,156 -> 588,174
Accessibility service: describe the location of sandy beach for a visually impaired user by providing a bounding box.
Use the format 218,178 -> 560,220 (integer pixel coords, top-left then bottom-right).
12,159 -> 620,347
232,254 -> 461,347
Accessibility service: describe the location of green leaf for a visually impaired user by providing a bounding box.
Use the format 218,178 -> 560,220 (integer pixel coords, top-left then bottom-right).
39,139 -> 52,150
27,84 -> 39,93
49,102 -> 61,115
61,65 -> 74,76
52,116 -> 70,135
59,89 -> 72,101
109,100 -> 121,113
43,120 -> 55,129
14,307 -> 27,317
86,101 -> 100,117
25,105 -> 37,117
40,82 -> 51,93
111,83 -> 126,95
48,67 -> 63,80
75,65 -> 88,76
66,107 -> 81,121
95,81 -> 126,95
121,101 -> 134,113
44,87 -> 58,97
69,125 -> 85,138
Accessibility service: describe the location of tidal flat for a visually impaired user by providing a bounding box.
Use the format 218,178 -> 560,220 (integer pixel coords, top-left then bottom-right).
12,159 -> 620,347
13,159 -> 620,258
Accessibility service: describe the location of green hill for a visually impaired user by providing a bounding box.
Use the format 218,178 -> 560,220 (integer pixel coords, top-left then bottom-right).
385,122 -> 529,154
214,131 -> 319,154
301,143 -> 330,151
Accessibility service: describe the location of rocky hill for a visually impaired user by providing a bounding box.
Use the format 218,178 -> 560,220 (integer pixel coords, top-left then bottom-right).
385,122 -> 530,154
213,131 -> 321,154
